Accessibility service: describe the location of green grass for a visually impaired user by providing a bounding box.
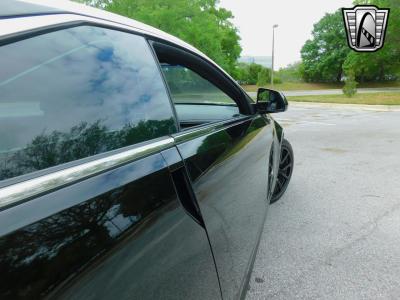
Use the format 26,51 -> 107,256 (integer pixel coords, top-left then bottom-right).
242,81 -> 400,92
287,92 -> 400,105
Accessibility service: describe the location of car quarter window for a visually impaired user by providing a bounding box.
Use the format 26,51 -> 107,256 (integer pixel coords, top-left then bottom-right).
153,44 -> 242,128
0,26 -> 177,181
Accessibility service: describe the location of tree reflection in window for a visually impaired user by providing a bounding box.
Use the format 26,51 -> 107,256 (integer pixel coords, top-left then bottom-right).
0,150 -> 177,298
0,25 -> 177,181
0,118 -> 175,180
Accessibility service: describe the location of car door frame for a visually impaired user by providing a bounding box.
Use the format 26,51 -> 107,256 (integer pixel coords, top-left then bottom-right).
0,12 -> 275,298
148,39 -> 255,116
148,38 -> 274,299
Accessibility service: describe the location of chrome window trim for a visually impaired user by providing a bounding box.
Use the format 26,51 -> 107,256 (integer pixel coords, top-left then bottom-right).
172,115 -> 252,144
0,137 -> 174,210
0,115 -> 252,209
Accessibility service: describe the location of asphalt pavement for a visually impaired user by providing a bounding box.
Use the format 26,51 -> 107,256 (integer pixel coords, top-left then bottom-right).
247,87 -> 400,97
246,102 -> 400,299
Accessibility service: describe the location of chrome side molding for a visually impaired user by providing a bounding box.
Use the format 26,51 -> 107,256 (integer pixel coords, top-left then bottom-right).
0,137 -> 174,210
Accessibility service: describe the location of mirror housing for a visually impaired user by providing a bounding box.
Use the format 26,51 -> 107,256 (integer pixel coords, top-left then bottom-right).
256,88 -> 288,114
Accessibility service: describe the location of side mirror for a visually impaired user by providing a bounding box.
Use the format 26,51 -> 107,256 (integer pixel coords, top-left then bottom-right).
256,88 -> 288,114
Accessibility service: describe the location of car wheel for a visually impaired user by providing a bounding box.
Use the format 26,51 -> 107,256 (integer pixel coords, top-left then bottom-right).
270,138 -> 293,203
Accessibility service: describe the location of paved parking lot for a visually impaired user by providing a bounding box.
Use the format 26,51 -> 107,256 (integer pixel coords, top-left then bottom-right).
246,103 -> 400,299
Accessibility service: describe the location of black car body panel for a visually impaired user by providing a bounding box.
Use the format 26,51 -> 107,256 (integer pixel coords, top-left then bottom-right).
0,150 -> 221,300
175,115 -> 273,299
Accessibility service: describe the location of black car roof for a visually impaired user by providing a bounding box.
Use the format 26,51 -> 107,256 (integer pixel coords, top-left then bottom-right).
0,0 -> 64,18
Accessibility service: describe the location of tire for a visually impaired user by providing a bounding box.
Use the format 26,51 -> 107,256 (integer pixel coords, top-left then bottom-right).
270,138 -> 293,204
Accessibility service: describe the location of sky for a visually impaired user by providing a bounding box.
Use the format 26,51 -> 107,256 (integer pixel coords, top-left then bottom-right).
219,0 -> 353,69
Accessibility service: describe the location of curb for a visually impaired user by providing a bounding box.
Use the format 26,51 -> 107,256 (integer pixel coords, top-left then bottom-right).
288,101 -> 400,112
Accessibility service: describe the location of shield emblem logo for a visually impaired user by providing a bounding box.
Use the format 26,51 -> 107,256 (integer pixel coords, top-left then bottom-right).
342,5 -> 390,52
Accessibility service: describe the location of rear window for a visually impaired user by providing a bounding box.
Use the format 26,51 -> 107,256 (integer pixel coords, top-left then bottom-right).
0,26 -> 176,181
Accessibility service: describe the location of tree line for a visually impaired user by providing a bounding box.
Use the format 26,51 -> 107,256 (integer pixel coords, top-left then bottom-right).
236,63 -> 281,86
78,0 -> 399,87
300,0 -> 400,83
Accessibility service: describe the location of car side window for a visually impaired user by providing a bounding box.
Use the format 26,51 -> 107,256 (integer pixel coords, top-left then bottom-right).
0,26 -> 177,181
162,64 -> 237,106
159,63 -> 241,128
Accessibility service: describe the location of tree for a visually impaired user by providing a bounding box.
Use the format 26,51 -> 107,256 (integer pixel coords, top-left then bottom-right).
236,63 -> 270,85
343,69 -> 358,97
300,10 -> 349,82
79,0 -> 242,76
301,0 -> 400,83
247,63 -> 264,84
343,0 -> 400,82
278,62 -> 303,82
257,68 -> 269,86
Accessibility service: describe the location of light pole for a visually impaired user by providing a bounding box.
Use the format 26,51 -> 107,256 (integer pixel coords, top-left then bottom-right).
271,24 -> 279,86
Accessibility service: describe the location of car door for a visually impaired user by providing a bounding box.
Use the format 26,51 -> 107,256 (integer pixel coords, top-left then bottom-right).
0,24 -> 220,300
152,42 -> 274,299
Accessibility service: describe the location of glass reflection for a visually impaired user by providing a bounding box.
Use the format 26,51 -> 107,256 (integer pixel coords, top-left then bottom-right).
0,151 -> 224,300
0,26 -> 176,181
0,118 -> 175,180
176,117 -> 270,300
0,159 -> 177,298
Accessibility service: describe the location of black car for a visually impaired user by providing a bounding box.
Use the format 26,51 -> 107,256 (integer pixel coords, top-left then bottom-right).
0,1 -> 293,299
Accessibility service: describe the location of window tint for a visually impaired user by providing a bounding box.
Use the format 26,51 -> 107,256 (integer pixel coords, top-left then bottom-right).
0,26 -> 176,181
161,64 -> 240,127
162,64 -> 237,105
